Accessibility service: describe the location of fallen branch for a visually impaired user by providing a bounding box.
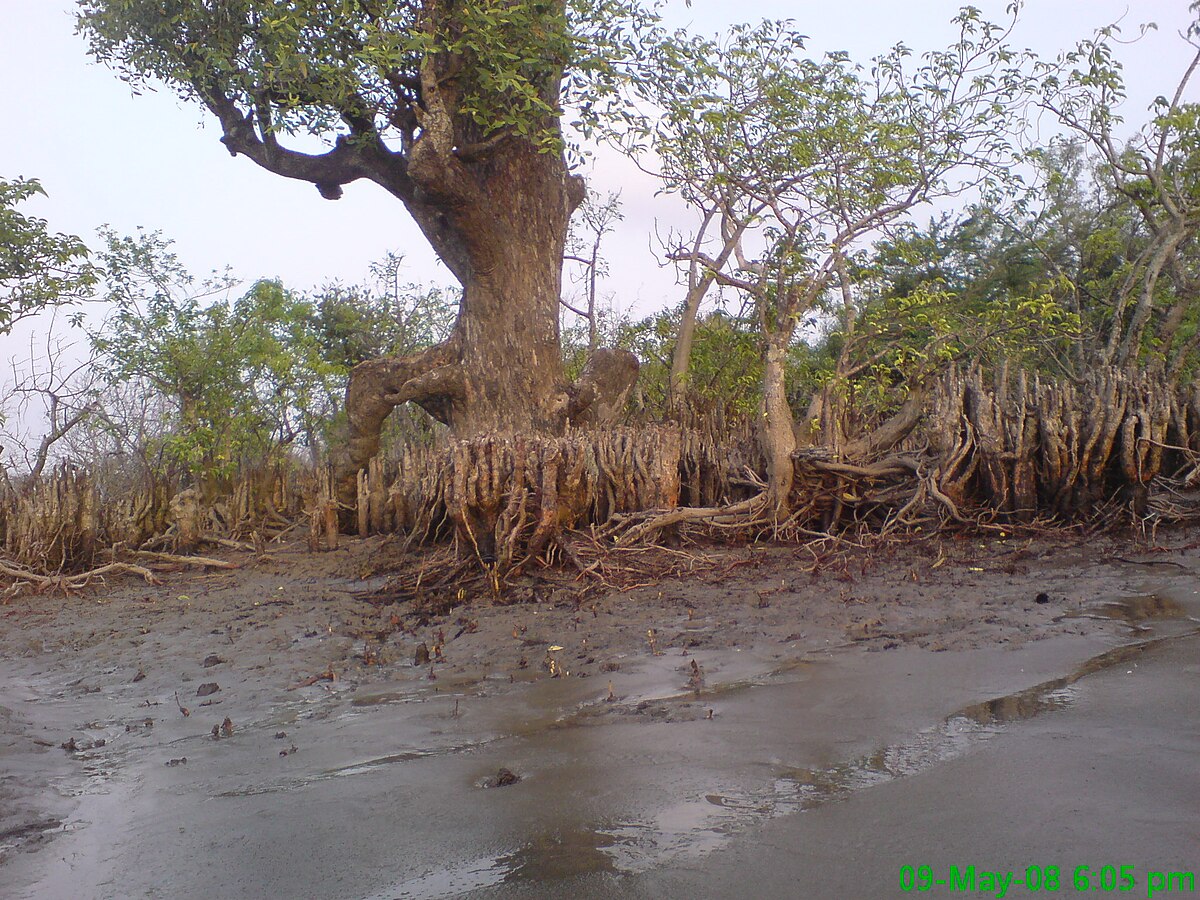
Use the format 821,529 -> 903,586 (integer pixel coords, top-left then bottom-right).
119,549 -> 240,570
804,455 -> 922,480
206,537 -> 258,553
287,666 -> 338,690
613,496 -> 764,545
1111,555 -> 1189,569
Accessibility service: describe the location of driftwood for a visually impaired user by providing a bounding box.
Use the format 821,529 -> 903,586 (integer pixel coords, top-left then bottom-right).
122,549 -> 240,570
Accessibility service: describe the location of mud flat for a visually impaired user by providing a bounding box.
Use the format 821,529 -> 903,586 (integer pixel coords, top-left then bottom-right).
1,529 -> 1197,899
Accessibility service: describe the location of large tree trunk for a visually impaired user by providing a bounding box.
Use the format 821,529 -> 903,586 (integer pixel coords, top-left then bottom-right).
450,186 -> 570,437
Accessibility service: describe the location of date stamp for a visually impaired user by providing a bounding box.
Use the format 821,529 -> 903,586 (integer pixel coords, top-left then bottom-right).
899,864 -> 1196,898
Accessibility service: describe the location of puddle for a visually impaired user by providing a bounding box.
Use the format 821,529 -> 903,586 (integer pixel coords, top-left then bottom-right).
767,631 -> 1192,814
381,827 -> 628,898
370,859 -> 508,899
351,691 -> 427,707
1062,593 -> 1193,630
322,743 -> 487,778
497,827 -> 620,881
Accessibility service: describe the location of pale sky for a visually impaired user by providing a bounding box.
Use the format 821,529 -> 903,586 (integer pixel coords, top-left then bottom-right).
1,1 -> 1197,326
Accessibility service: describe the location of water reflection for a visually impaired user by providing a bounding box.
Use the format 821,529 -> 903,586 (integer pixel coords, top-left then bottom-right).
773,631 -> 1192,813
498,827 -> 620,882
1095,594 -> 1187,624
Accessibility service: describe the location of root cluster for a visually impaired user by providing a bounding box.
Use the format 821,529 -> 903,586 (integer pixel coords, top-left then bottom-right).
4,365 -> 1199,596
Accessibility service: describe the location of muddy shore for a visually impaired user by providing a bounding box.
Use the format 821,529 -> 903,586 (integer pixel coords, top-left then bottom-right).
1,528 -> 1197,898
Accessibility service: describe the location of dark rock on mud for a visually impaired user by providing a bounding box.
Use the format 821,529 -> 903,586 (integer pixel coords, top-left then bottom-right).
482,767 -> 521,788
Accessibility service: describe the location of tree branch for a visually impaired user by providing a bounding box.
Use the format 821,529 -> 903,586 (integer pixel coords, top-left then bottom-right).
200,81 -> 391,200
558,297 -> 591,318
188,69 -> 475,282
30,401 -> 96,481
667,249 -> 761,294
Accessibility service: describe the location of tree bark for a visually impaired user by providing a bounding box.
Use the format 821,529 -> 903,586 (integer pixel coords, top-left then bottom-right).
758,333 -> 796,517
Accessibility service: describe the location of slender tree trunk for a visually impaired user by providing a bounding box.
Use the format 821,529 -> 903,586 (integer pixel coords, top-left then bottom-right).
668,209 -> 749,409
668,272 -> 712,410
586,241 -> 599,352
759,332 -> 796,516
1113,224 -> 1188,368
668,211 -> 715,408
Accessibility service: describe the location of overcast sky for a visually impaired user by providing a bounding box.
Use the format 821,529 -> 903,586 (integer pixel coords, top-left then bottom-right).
1,1 -> 1197,329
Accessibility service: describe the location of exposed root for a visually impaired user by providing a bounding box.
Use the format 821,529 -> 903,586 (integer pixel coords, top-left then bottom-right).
925,473 -> 971,524
4,364 -> 1199,590
610,496 -> 767,546
1,558 -> 162,597
0,543 -> 243,597
359,526 -> 745,615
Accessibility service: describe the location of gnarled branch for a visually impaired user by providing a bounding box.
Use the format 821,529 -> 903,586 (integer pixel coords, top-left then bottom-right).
335,339 -> 461,485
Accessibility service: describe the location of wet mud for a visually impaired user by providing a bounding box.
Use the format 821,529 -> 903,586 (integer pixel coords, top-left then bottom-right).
1,531 -> 1198,898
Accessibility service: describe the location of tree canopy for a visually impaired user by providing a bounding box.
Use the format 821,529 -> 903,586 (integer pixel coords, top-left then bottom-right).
76,0 -> 649,282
